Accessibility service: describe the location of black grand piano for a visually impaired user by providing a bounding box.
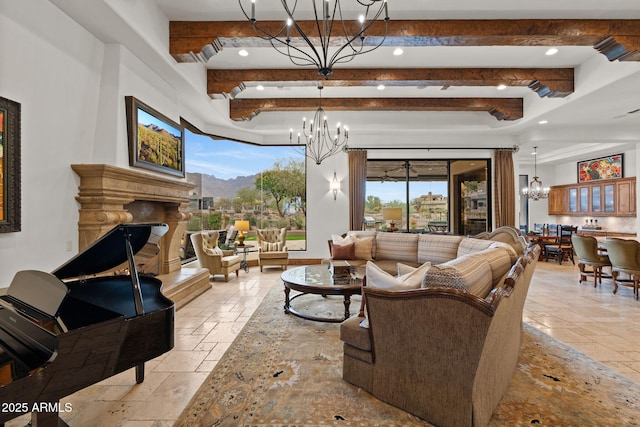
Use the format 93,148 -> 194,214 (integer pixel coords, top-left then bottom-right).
0,223 -> 174,426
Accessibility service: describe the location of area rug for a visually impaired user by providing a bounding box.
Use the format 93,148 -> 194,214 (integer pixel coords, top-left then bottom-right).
175,286 -> 640,426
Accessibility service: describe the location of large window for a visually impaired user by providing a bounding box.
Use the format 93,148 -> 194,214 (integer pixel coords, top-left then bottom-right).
182,128 -> 306,260
365,159 -> 490,235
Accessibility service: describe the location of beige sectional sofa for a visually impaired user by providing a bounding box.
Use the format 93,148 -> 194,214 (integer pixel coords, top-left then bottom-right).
338,227 -> 540,427
331,226 -> 526,298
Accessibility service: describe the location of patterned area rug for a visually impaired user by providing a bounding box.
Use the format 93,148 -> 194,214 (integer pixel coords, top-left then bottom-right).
175,285 -> 640,426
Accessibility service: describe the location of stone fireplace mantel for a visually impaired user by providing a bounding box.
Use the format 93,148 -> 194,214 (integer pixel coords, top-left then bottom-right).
71,164 -> 194,275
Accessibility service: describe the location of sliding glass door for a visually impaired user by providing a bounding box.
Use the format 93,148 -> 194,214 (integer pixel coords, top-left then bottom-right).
451,160 -> 490,235
365,159 -> 490,234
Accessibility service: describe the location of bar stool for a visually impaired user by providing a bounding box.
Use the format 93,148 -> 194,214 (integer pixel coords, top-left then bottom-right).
571,235 -> 611,286
605,238 -> 640,300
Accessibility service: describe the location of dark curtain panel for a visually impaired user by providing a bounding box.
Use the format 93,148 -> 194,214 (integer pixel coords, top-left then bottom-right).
494,149 -> 516,227
349,150 -> 367,231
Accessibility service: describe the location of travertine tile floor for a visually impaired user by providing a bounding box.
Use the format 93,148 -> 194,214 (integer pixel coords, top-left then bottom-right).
6,261 -> 640,426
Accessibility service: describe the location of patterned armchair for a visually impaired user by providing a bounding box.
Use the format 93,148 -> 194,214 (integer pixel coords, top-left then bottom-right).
190,231 -> 240,281
256,228 -> 289,272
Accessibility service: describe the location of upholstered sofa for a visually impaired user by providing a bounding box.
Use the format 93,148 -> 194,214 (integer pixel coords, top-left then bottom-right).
338,227 -> 540,427
330,227 -> 527,295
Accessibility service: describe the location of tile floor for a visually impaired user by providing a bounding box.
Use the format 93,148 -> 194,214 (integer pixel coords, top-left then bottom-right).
6,260 -> 640,426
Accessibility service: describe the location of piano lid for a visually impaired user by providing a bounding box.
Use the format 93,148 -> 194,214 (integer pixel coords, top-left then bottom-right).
52,223 -> 169,280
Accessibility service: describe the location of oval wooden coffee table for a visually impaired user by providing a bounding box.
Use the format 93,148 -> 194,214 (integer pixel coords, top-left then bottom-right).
281,265 -> 363,323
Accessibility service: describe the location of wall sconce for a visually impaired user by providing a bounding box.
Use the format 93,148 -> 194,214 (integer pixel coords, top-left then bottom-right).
330,172 -> 340,200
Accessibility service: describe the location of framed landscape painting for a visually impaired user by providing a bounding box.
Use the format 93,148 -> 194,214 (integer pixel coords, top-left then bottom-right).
0,96 -> 21,233
125,96 -> 185,177
577,154 -> 623,183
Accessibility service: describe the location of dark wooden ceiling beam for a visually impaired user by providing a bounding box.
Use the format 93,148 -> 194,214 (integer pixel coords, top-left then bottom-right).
230,98 -> 523,122
170,19 -> 640,62
208,68 -> 574,98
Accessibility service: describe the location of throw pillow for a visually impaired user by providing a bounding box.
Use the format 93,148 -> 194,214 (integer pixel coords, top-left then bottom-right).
397,262 -> 424,276
331,242 -> 355,260
332,234 -> 355,245
422,255 -> 493,298
358,261 -> 431,328
260,241 -> 281,252
366,261 -> 430,291
352,236 -> 374,260
203,245 -> 223,256
489,241 -> 519,263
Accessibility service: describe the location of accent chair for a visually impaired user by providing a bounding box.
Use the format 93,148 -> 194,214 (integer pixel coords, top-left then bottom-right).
256,228 -> 289,272
190,231 -> 241,281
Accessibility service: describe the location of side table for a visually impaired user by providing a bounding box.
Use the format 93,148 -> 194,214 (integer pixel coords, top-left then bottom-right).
234,244 -> 257,272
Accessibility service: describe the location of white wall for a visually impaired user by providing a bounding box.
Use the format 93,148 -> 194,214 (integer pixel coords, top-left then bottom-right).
0,1 -> 105,285
0,2 -> 202,285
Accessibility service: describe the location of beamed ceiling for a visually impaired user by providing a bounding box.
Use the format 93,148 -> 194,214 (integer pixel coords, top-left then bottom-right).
168,19 -> 638,121
51,1 -> 640,165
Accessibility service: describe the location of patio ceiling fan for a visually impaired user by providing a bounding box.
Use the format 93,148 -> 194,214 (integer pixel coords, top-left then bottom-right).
380,170 -> 398,183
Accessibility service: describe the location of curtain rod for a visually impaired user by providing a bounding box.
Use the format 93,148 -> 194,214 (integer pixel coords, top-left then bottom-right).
347,145 -> 519,152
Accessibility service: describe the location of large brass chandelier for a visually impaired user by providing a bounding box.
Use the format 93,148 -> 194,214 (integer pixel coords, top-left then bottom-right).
238,0 -> 390,77
289,85 -> 348,165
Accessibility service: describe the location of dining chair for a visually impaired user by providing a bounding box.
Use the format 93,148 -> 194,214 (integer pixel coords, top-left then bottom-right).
604,238 -> 640,300
571,234 -> 611,286
544,225 -> 577,264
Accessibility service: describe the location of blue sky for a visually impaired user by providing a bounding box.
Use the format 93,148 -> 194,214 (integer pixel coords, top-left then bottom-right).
184,130 -> 449,197
185,130 -> 304,179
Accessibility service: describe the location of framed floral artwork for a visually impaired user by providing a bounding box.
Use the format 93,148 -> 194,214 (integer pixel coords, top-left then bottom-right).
578,154 -> 623,183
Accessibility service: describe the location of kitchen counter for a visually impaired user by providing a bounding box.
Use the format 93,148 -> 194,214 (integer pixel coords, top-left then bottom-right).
577,229 -> 636,237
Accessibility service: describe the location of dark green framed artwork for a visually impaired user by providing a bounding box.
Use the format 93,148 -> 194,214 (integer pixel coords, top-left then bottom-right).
0,96 -> 21,233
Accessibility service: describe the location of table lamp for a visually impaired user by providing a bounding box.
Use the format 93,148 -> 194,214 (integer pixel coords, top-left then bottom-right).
382,207 -> 402,232
234,220 -> 250,246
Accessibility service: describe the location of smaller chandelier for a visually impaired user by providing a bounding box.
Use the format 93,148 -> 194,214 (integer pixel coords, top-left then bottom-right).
522,146 -> 550,201
238,0 -> 390,77
290,85 -> 348,165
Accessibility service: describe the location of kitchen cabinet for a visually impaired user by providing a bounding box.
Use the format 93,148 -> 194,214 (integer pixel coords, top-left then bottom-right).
547,177 -> 636,217
548,187 -> 568,215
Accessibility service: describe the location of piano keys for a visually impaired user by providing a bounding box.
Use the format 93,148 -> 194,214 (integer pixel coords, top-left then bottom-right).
0,223 -> 174,427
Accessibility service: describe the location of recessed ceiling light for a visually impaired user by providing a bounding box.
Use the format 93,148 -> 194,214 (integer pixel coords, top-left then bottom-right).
377,84 -> 385,90
538,120 -> 548,125
256,85 -> 265,91
238,49 -> 249,57
497,84 -> 507,90
393,48 -> 404,56
545,48 -> 558,56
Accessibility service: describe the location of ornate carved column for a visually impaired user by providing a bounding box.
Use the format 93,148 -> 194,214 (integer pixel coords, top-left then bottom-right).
71,164 -> 193,274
